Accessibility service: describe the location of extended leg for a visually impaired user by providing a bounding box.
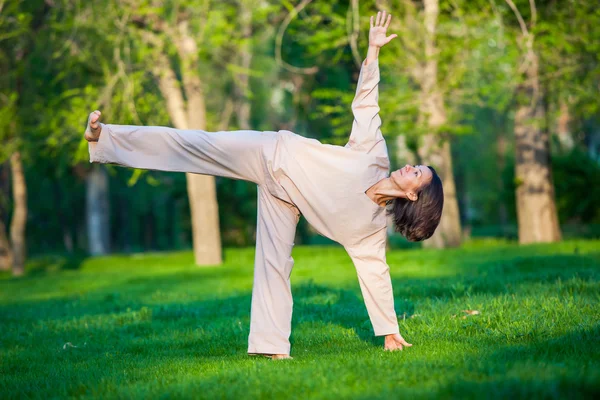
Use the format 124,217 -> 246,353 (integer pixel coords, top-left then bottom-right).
248,186 -> 300,356
88,122 -> 277,185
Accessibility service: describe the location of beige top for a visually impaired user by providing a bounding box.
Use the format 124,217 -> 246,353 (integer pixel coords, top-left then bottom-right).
263,59 -> 399,335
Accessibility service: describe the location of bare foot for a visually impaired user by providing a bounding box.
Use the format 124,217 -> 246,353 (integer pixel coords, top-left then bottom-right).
248,353 -> 293,360
84,110 -> 102,142
269,354 -> 293,360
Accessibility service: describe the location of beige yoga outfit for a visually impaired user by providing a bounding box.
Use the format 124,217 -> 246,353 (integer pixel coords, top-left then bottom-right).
88,59 -> 399,355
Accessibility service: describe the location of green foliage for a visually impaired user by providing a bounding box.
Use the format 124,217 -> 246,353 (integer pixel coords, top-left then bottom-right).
0,92 -> 18,162
0,241 -> 598,397
1,0 -> 599,256
536,1 -> 600,118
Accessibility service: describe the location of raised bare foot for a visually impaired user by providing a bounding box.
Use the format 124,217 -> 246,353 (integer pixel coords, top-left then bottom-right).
84,110 -> 103,142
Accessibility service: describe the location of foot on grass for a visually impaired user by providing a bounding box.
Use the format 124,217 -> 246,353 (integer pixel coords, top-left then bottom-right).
85,110 -> 102,142
248,353 -> 293,360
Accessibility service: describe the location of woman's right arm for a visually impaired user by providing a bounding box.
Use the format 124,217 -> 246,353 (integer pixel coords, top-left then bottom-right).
345,11 -> 397,153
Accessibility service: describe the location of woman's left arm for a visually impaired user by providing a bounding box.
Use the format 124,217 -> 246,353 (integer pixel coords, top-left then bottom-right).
344,228 -> 399,337
345,228 -> 413,351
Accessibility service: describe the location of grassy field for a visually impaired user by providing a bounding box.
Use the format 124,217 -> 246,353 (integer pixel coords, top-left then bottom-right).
1,239 -> 599,399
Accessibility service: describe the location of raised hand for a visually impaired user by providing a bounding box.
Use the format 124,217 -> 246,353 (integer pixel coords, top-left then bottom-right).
85,110 -> 102,142
369,10 -> 398,48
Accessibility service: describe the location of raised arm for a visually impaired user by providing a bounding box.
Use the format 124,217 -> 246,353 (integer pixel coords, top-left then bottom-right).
345,11 -> 398,154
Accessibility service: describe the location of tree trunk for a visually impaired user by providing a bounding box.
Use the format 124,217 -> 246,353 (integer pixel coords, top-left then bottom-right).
419,137 -> 462,248
86,164 -> 111,256
9,152 -> 27,276
417,0 -> 462,248
514,50 -> 561,244
147,26 -> 223,265
168,21 -> 222,266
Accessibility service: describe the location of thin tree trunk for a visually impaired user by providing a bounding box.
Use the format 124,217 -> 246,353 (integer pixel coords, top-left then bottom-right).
514,50 -> 561,243
86,164 -> 110,256
417,0 -> 462,248
9,152 -> 27,276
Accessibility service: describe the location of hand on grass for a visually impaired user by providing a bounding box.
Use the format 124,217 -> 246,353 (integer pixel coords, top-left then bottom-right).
384,333 -> 413,351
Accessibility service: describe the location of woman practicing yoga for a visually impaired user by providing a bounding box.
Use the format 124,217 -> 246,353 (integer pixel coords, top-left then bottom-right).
84,11 -> 443,360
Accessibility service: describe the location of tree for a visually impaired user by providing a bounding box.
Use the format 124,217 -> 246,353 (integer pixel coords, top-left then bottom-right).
75,1 -> 258,265
504,0 -> 561,243
415,0 -> 462,248
375,0 -> 464,248
0,1 -> 52,275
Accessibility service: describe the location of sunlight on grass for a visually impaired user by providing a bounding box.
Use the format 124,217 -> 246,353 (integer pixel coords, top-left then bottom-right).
0,239 -> 598,398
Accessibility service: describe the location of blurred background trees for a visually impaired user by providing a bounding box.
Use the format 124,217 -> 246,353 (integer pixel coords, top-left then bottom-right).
0,0 -> 598,274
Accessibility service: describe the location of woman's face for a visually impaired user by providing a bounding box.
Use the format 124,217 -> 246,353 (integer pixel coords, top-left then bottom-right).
390,164 -> 433,200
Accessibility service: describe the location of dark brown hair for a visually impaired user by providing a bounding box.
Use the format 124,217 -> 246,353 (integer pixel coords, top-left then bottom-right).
386,166 -> 444,242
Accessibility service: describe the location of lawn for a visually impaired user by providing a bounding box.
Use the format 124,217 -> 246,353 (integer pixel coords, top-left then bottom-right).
1,239 -> 599,399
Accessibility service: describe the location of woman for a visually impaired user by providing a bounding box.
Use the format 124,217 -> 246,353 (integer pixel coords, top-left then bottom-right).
84,11 -> 443,360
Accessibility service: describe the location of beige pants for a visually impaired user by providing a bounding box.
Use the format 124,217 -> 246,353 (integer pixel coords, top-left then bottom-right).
90,124 -> 300,355
248,186 -> 300,355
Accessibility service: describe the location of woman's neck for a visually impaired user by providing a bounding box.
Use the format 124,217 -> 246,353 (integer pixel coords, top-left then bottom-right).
366,177 -> 408,206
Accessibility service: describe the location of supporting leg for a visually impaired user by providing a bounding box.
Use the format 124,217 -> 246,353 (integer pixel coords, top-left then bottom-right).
248,186 -> 300,356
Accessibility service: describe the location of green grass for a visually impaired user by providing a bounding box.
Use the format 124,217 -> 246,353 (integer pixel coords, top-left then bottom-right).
1,239 -> 599,399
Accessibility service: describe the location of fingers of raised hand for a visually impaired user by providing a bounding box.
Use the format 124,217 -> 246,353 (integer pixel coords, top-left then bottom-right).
380,11 -> 387,26
373,11 -> 392,28
385,13 -> 392,29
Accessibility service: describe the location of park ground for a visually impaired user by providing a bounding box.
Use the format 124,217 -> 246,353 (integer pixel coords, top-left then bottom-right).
1,239 -> 599,399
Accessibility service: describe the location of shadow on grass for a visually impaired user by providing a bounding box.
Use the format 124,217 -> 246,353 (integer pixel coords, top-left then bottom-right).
432,322 -> 600,399
391,253 -> 600,300
2,252 -> 598,346
8,252 -> 89,278
1,249 -> 599,398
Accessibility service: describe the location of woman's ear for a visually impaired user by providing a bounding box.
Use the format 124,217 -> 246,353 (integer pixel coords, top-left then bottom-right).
407,191 -> 418,201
